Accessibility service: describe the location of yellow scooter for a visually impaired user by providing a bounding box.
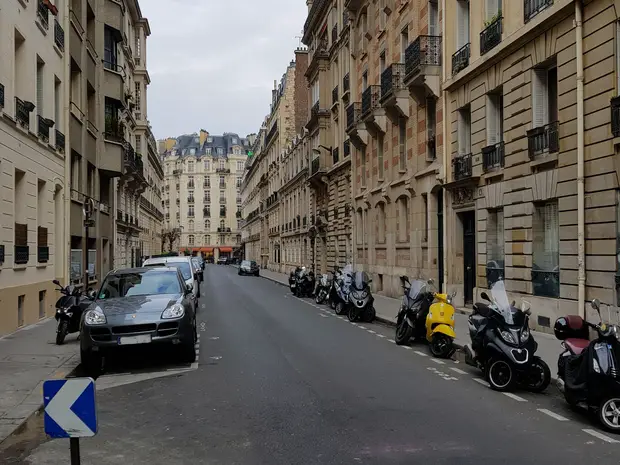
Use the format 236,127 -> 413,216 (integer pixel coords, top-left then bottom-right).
425,290 -> 457,358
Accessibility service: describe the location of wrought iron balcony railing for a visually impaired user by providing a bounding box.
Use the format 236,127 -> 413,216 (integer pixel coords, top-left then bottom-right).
452,153 -> 473,181
37,0 -> 49,29
480,16 -> 502,55
482,142 -> 505,171
15,97 -> 33,128
332,85 -> 339,105
37,116 -> 53,143
405,35 -> 442,78
346,102 -> 361,131
54,19 -> 65,51
15,245 -> 29,265
381,63 -> 406,101
55,129 -> 65,152
343,73 -> 350,93
611,97 -> 620,137
311,157 -> 320,175
527,121 -> 559,159
361,85 -> 381,118
452,43 -> 470,76
524,0 -> 554,23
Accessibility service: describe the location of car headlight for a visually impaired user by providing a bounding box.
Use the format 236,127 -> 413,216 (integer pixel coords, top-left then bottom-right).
499,330 -> 517,345
520,327 -> 530,343
162,304 -> 185,319
84,309 -> 106,325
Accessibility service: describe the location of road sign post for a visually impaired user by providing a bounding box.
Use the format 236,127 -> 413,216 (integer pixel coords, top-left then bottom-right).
43,378 -> 98,465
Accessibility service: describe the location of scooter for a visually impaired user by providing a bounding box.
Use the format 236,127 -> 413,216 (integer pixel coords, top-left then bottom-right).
555,299 -> 620,433
465,280 -> 551,392
327,266 -> 343,310
333,265 -> 353,316
425,290 -> 457,358
395,277 -> 435,345
53,279 -> 95,345
314,273 -> 331,304
347,271 -> 376,323
289,267 -> 301,294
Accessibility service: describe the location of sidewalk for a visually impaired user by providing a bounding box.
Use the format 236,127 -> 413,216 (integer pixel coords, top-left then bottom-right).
0,318 -> 80,443
257,268 -> 561,376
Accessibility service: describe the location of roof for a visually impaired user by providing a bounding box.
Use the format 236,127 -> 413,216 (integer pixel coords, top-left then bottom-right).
163,132 -> 252,159
110,266 -> 177,274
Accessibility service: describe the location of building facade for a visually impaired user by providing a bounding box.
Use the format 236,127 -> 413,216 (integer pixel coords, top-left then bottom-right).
0,0 -> 69,334
241,125 -> 266,265
160,131 -> 249,261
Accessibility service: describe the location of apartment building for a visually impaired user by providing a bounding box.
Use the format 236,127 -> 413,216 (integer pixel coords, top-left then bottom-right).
302,0 -> 354,274
241,125 -> 266,265
160,131 -> 250,261
441,0 -> 620,325
138,128 -> 164,259
0,0 -> 69,335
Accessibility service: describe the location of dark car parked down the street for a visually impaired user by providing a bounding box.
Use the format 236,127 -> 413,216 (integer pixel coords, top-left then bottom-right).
238,260 -> 260,276
80,266 -> 197,376
217,256 -> 229,265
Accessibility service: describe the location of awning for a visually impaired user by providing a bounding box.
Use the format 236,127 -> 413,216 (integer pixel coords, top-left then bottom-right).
202,247 -> 214,253
218,247 -> 233,253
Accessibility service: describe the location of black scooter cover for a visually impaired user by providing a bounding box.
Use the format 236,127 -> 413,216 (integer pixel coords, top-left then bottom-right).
564,344 -> 593,392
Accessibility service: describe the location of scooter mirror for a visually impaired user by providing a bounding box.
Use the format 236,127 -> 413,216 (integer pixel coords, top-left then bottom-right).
480,292 -> 491,302
521,300 -> 531,314
53,279 -> 60,286
591,298 -> 601,310
87,289 -> 97,299
427,278 -> 434,285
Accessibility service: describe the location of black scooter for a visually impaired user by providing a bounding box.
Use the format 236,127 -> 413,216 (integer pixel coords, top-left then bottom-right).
314,274 -> 331,304
555,299 -> 620,433
294,268 -> 315,298
347,271 -> 376,323
395,277 -> 435,345
289,267 -> 301,293
53,279 -> 95,345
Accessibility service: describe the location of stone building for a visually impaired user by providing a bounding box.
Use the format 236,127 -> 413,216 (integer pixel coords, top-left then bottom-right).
160,131 -> 250,261
241,125 -> 266,264
442,0 -> 620,325
343,0 -> 444,297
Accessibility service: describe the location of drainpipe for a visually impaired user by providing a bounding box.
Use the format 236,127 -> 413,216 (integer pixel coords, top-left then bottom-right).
63,2 -> 71,286
441,0 -> 449,293
575,0 -> 586,317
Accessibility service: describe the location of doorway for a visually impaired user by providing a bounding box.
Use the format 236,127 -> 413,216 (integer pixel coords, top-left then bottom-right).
461,211 -> 476,304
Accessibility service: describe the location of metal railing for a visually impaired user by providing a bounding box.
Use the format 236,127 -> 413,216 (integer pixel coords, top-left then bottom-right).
611,97 -> 620,137
524,0 -> 554,23
482,142 -> 505,171
527,121 -> 559,159
54,19 -> 65,51
37,115 -> 52,142
452,43 -> 470,76
346,102 -> 361,131
452,153 -> 473,181
405,35 -> 442,77
37,0 -> 49,29
15,97 -> 32,129
332,85 -> 339,105
381,63 -> 406,101
15,246 -> 29,265
344,140 -> 351,157
333,147 -> 340,165
361,85 -> 381,118
55,129 -> 65,152
480,16 -> 502,55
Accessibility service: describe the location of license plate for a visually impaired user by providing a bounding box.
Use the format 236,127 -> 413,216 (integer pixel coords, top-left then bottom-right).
291,284 -> 296,287
118,335 -> 151,345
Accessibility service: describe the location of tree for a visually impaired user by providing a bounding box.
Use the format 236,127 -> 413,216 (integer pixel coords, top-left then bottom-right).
161,227 -> 182,252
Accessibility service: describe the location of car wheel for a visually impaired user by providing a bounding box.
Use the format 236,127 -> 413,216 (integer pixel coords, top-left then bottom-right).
179,327 -> 197,364
80,349 -> 102,377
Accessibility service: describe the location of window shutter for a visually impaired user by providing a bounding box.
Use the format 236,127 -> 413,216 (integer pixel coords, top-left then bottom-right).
486,96 -> 497,145
457,1 -> 470,47
532,68 -> 549,128
429,1 -> 438,36
486,0 -> 499,19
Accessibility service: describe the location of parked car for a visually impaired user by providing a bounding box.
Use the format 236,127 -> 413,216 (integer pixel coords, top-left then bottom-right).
192,257 -> 203,282
217,256 -> 228,265
238,260 -> 260,276
143,256 -> 200,306
80,266 -> 197,375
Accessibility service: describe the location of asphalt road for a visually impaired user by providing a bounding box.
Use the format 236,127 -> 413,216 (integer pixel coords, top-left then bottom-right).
13,265 -> 620,464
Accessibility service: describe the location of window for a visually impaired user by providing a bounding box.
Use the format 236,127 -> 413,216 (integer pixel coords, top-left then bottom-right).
532,66 -> 558,128
205,191 -> 211,201
427,97 -> 437,159
205,235 -> 210,244
361,147 -> 367,188
377,203 -> 386,243
400,26 -> 409,63
311,78 -> 320,105
456,0 -> 470,49
204,160 -> 210,171
217,148 -> 223,155
356,209 -> 363,244
486,209 -> 505,287
135,82 -> 141,111
486,92 -> 504,145
458,107 -> 472,154
237,161 -> 244,171
422,194 -> 429,242
220,220 -> 225,229
232,138 -> 237,144
39,290 -> 46,319
205,148 -> 212,155
220,175 -> 225,186
104,98 -> 120,136
398,117 -> 407,170
219,159 -> 225,169
205,219 -> 211,230
135,135 -> 142,152
188,220 -> 194,232
54,76 -> 61,126
429,0 -> 439,35
188,161 -> 194,172
379,0 -> 387,31
380,51 -> 386,73
532,201 -> 559,298
188,235 -> 194,245
190,148 -> 196,156
220,190 -> 225,203
236,176 -> 242,187
207,136 -> 213,142
18,295 -> 25,327
104,26 -> 119,69
36,58 -> 44,116
204,176 -> 210,188
486,0 -> 502,20
362,71 -> 368,91
397,197 -> 409,243
378,133 -> 384,180
135,32 -> 141,58
188,206 -> 194,217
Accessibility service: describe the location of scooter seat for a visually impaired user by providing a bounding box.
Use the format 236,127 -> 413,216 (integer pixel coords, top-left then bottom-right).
470,313 -> 486,331
565,338 -> 589,355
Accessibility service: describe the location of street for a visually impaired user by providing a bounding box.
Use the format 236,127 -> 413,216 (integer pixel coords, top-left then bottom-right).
2,264 -> 620,464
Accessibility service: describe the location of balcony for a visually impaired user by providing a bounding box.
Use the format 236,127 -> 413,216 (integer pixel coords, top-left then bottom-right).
311,156 -> 321,175
173,169 -> 181,175
345,102 -> 368,148
15,246 -> 29,265
482,142 -> 505,172
306,101 -> 328,130
103,61 -> 125,102
104,117 -> 124,143
309,36 -> 329,72
37,115 -> 54,143
216,168 -> 230,173
332,147 -> 340,165
611,97 -> 620,137
343,73 -> 350,97
524,0 -> 554,23
54,19 -> 65,51
187,197 -> 195,203
480,16 -> 502,55
380,63 -> 409,121
452,43 -> 471,76
220,208 -> 226,218
404,35 -> 442,104
55,129 -> 65,153
361,85 -> 386,134
344,140 -> 351,158
15,97 -> 34,129
332,85 -> 339,107
452,153 -> 473,181
527,122 -> 559,160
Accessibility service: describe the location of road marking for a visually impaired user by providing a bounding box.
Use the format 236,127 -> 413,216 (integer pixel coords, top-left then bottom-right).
582,429 -> 619,444
450,367 -> 467,375
388,339 -> 396,343
473,378 -> 488,386
503,392 -> 527,402
401,345 -> 412,350
209,356 -> 222,361
209,336 -> 219,340
430,358 -> 445,365
358,326 -> 367,330
367,330 -> 376,334
414,350 -> 427,357
351,323 -> 359,327
338,316 -> 345,320
537,409 -> 569,422
376,334 -> 386,338
319,314 -> 329,318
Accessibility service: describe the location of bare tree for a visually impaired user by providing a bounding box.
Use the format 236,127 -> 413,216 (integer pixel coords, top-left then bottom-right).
161,227 -> 182,252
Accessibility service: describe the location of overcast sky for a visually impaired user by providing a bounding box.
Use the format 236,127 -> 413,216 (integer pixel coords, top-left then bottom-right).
140,0 -> 308,140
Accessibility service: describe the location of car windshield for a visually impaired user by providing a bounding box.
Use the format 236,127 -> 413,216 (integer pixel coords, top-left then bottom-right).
241,260 -> 251,266
98,270 -> 181,299
146,261 -> 192,280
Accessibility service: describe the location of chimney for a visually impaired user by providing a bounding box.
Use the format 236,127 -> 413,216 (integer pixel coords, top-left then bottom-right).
199,129 -> 209,146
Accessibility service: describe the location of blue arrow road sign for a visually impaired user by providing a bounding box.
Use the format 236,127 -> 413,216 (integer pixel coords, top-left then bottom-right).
43,378 -> 98,438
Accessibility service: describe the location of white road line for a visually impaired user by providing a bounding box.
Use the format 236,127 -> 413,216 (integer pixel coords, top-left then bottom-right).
414,350 -> 427,357
537,409 -> 569,422
430,358 -> 445,365
367,330 -> 376,334
582,429 -> 620,444
358,326 -> 367,330
376,334 -> 386,338
319,314 -> 329,318
473,378 -> 488,386
401,345 -> 412,350
388,339 -> 396,343
503,392 -> 527,402
450,367 -> 467,375
351,323 -> 359,327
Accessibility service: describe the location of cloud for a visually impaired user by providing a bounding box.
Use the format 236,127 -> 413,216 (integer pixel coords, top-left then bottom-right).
140,0 -> 307,139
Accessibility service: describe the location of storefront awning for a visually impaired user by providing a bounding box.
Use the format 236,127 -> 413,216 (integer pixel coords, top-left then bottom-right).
218,247 -> 233,253
202,247 -> 214,253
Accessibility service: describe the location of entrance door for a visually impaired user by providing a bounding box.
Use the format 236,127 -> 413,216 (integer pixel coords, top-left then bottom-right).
462,211 -> 476,304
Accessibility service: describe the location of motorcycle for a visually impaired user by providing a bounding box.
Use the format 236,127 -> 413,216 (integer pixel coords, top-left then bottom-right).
314,273 -> 331,304
555,299 -> 620,433
465,279 -> 551,392
327,266 -> 344,310
53,279 -> 95,345
425,288 -> 457,358
289,267 -> 301,293
333,265 -> 353,316
294,266 -> 315,298
347,271 -> 376,323
395,277 -> 435,345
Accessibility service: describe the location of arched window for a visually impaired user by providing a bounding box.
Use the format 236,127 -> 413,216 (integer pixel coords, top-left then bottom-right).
376,202 -> 386,244
205,219 -> 210,230
396,196 -> 410,243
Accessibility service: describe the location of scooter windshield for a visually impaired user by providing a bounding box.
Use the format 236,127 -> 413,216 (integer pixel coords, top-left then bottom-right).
489,280 -> 514,324
407,280 -> 427,300
353,271 -> 370,290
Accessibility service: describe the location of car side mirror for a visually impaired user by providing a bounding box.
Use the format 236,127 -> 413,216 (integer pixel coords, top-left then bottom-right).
87,289 -> 97,299
480,292 -> 490,302
193,273 -> 198,281
53,279 -> 60,286
186,283 -> 194,294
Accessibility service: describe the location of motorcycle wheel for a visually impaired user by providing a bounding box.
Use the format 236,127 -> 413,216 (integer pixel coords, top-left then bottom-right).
335,301 -> 346,315
598,396 -> 620,433
347,307 -> 360,322
525,356 -> 551,393
56,321 -> 68,345
395,319 -> 413,345
329,299 -> 336,310
363,306 -> 376,323
429,333 -> 453,359
315,292 -> 325,304
486,358 -> 515,391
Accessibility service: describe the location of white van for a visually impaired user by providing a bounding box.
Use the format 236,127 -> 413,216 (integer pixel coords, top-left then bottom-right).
142,256 -> 200,309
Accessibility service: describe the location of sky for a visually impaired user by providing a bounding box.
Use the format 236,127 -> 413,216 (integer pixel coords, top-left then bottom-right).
140,0 -> 308,141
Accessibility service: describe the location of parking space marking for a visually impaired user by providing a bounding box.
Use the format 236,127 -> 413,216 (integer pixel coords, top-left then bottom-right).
401,345 -> 412,350
367,330 -> 376,334
413,350 -> 427,357
582,429 -> 619,444
430,358 -> 445,365
450,367 -> 467,375
319,314 -> 329,318
376,334 -> 386,338
473,378 -> 489,387
503,392 -> 527,402
358,326 -> 367,330
537,409 -> 569,422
